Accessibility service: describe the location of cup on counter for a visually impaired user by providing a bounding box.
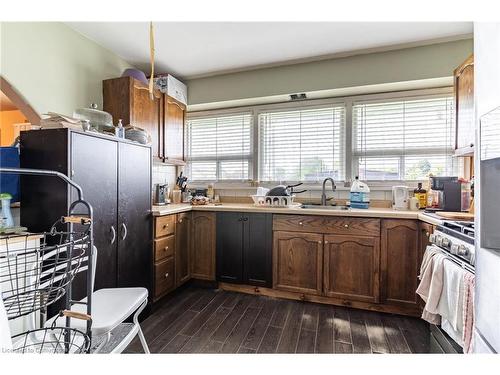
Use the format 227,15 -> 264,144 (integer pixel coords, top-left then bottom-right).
172,190 -> 182,204
409,196 -> 420,211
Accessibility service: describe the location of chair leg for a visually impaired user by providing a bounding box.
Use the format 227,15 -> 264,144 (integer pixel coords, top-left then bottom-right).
133,300 -> 150,354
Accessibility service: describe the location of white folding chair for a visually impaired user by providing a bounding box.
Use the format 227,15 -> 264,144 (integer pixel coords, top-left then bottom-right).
45,247 -> 150,353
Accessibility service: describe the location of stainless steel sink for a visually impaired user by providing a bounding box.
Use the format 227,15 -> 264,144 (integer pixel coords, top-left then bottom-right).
300,204 -> 350,210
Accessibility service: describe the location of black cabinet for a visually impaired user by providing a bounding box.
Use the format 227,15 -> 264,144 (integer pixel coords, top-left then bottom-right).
216,212 -> 272,287
20,129 -> 152,302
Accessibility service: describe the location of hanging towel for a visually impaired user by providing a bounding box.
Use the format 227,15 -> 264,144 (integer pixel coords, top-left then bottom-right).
437,259 -> 466,346
417,251 -> 446,324
0,294 -> 12,352
419,245 -> 441,280
462,272 -> 475,353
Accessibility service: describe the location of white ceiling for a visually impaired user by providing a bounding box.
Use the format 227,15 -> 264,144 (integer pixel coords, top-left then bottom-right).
67,22 -> 472,80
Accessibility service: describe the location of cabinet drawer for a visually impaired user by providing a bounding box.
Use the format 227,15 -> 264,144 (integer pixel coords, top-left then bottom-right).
155,257 -> 175,298
273,215 -> 380,237
154,235 -> 175,262
155,215 -> 175,238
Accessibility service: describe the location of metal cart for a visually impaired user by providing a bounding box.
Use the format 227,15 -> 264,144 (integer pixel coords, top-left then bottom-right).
0,168 -> 94,353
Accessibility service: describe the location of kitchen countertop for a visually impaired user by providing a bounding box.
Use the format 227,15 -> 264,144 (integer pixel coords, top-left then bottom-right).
151,203 -> 443,225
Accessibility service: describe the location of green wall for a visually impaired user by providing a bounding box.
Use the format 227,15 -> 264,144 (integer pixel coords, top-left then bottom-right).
187,38 -> 473,107
0,22 -> 134,117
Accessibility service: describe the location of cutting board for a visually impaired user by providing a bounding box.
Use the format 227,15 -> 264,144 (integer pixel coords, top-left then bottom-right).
435,211 -> 474,220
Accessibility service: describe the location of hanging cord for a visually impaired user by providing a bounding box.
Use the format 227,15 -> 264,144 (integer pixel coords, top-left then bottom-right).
149,21 -> 155,100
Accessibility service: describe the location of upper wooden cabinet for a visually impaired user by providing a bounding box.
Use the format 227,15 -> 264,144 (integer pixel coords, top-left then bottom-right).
103,76 -> 186,164
454,54 -> 475,156
380,219 -> 420,309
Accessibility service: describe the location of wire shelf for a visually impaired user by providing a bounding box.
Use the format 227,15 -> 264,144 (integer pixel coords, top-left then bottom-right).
10,327 -> 90,354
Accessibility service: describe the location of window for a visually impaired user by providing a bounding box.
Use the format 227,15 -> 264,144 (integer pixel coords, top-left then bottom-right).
352,96 -> 457,181
259,106 -> 345,182
185,113 -> 252,181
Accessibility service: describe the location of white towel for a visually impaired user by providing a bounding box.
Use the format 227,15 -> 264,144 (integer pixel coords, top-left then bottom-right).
437,259 -> 466,346
417,251 -> 447,324
0,295 -> 13,352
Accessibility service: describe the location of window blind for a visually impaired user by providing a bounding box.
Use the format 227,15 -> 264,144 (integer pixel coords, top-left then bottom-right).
185,113 -> 252,181
259,106 -> 345,182
352,96 -> 457,181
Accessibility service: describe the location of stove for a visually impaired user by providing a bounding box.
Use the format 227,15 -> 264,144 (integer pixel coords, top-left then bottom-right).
430,220 -> 476,269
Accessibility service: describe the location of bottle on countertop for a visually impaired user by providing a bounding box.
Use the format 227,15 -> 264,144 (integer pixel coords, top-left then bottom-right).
350,176 -> 370,209
413,182 -> 427,209
115,119 -> 125,139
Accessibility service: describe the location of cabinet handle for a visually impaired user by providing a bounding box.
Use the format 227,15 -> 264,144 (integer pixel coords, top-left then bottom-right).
243,217 -> 248,221
165,273 -> 169,279
238,218 -> 243,222
470,143 -> 474,148
121,223 -> 128,240
324,240 -> 329,244
299,222 -> 303,225
110,225 -> 116,244
425,232 -> 430,237
163,224 -> 169,229
318,241 -> 322,244
179,219 -> 183,223
344,224 -> 349,228
164,246 -> 169,252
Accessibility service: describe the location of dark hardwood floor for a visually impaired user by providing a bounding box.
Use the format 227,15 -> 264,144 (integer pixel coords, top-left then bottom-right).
125,286 -> 431,354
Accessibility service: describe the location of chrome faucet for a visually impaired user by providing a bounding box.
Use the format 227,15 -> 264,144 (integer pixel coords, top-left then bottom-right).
321,178 -> 336,206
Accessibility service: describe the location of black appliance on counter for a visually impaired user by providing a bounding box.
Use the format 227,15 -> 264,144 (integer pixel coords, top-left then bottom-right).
426,176 -> 462,212
20,129 -> 152,315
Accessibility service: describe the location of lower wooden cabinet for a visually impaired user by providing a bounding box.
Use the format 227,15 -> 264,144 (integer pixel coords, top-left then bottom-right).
191,212 -> 216,281
154,257 -> 175,299
380,219 -> 420,308
175,212 -> 191,286
273,231 -> 323,295
323,234 -> 380,303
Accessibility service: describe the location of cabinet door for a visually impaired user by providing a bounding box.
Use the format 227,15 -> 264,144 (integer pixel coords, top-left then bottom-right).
131,80 -> 162,159
243,213 -> 273,287
323,235 -> 380,303
117,142 -> 152,291
216,212 -> 243,284
191,212 -> 216,281
163,96 -> 185,162
71,132 -> 118,293
175,212 -> 191,286
381,219 -> 419,308
454,54 -> 474,153
273,231 -> 323,295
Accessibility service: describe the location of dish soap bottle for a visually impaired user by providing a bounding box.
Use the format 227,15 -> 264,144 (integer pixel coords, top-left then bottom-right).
413,182 -> 427,210
350,176 -> 370,209
115,119 -> 125,139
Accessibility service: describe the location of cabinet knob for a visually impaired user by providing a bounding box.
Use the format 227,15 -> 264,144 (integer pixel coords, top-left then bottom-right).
425,231 -> 430,237
299,222 -> 303,225
164,246 -> 169,252
324,240 -> 329,244
344,224 -> 349,228
163,224 -> 168,229
318,241 -> 322,244
179,219 -> 183,223
470,143 -> 474,148
165,273 -> 169,279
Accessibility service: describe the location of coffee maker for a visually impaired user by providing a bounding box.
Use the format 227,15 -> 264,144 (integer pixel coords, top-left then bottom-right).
426,176 -> 462,212
153,183 -> 170,205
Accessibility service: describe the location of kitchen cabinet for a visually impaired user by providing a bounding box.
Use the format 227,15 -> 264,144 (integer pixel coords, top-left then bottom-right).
380,219 -> 419,308
20,129 -> 152,308
175,212 -> 191,286
454,54 -> 475,156
191,212 -> 216,281
103,76 -> 186,164
153,214 -> 176,301
323,235 -> 380,303
216,212 -> 272,287
273,230 -> 323,295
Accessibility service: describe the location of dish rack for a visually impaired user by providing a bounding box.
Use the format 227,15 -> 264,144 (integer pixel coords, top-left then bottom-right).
0,168 -> 94,354
251,195 -> 297,207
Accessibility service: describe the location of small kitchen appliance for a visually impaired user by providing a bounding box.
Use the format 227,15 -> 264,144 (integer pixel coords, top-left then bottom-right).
153,183 -> 170,205
392,186 -> 409,210
425,176 -> 462,212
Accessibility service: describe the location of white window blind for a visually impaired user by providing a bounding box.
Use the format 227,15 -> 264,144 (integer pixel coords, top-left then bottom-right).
185,113 -> 252,181
352,96 -> 457,181
259,106 -> 345,182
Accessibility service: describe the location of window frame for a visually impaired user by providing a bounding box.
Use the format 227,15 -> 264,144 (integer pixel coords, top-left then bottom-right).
185,86 -> 455,187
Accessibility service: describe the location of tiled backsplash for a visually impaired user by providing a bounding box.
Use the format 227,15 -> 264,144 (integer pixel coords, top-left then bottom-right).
152,162 -> 178,186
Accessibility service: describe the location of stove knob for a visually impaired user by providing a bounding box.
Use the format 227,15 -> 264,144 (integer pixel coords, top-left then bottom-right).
441,237 -> 451,248
429,234 -> 437,244
458,245 -> 469,257
435,235 -> 443,246
450,244 -> 460,254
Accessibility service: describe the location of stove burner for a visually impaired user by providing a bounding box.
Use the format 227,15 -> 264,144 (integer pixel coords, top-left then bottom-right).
442,220 -> 475,239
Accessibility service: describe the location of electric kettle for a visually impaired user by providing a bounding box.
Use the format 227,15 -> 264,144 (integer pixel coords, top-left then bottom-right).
392,186 -> 409,210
